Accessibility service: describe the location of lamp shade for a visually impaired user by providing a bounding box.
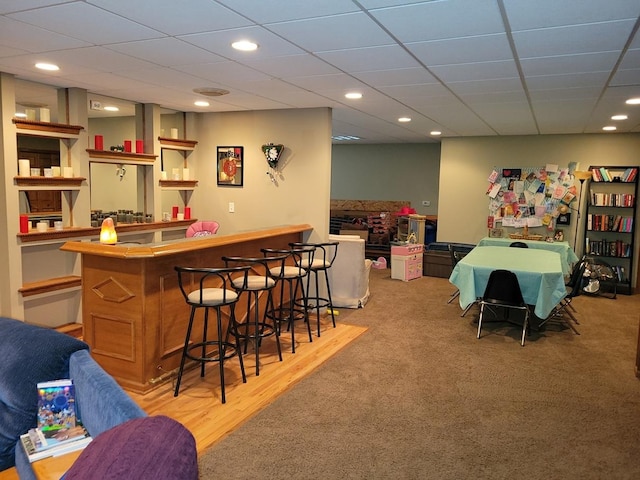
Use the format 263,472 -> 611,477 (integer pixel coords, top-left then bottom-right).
99,217 -> 117,245
574,170 -> 592,181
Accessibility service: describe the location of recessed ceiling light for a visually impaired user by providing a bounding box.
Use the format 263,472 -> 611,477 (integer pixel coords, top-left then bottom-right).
35,62 -> 59,71
602,126 -> 617,131
625,97 -> 640,105
14,112 -> 27,118
611,114 -> 628,121
194,100 -> 210,107
103,106 -> 119,112
430,130 -> 442,136
398,117 -> 411,123
232,40 -> 258,51
345,92 -> 362,100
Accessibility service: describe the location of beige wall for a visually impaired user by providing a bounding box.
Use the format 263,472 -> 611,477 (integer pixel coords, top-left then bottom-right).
191,107 -> 332,242
438,133 -> 640,285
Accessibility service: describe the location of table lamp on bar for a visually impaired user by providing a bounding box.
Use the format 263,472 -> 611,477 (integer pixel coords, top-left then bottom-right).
100,217 -> 118,245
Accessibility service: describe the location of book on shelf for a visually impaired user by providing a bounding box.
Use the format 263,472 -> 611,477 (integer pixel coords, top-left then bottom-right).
20,426 -> 91,463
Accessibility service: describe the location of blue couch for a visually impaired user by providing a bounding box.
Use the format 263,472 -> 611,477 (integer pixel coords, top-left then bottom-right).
0,317 -> 146,479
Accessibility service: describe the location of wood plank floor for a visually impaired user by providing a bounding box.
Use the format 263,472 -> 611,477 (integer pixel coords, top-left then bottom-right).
127,320 -> 368,454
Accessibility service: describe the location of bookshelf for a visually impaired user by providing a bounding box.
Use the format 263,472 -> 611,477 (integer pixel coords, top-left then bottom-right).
585,166 -> 638,294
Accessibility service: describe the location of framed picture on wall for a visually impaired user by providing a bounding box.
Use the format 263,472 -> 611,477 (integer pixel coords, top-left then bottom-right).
217,146 -> 243,186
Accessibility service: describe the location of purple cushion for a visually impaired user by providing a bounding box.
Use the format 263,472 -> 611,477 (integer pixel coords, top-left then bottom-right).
63,416 -> 197,480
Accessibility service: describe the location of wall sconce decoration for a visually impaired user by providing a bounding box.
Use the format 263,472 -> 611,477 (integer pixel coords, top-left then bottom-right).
262,143 -> 284,184
99,217 -> 118,245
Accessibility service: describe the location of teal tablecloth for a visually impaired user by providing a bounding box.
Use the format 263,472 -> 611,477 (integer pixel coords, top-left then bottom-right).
477,237 -> 579,274
449,246 -> 567,319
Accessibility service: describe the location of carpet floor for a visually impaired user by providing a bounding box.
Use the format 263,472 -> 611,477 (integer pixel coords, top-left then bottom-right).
199,268 -> 640,479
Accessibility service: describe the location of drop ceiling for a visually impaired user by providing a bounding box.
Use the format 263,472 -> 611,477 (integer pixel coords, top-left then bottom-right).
1,0 -> 639,143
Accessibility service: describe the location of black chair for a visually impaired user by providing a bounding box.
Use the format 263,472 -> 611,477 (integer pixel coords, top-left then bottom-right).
174,266 -> 249,404
509,241 -> 528,248
262,247 -> 314,353
222,255 -> 288,376
447,243 -> 477,316
477,269 -> 530,346
289,241 -> 339,337
541,258 -> 586,334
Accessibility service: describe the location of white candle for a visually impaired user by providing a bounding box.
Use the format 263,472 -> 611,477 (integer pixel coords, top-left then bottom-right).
160,171 -> 168,180
172,168 -> 180,180
63,166 -> 73,178
18,159 -> 30,177
51,166 -> 61,177
182,168 -> 190,180
39,108 -> 50,122
170,128 -> 179,139
43,168 -> 53,178
36,222 -> 48,232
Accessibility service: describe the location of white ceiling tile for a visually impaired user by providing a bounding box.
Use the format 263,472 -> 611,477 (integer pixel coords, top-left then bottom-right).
514,20 -> 637,58
8,3 -> 163,44
105,38 -> 223,67
267,13 -> 395,52
352,68 -> 438,87
216,0 -> 360,23
526,71 -> 610,90
430,60 -> 520,82
521,52 -> 620,76
317,45 -> 422,72
242,54 -> 341,78
0,16 -> 89,52
369,0 -> 504,42
504,0 -> 640,30
88,0 -> 251,36
407,34 -> 513,66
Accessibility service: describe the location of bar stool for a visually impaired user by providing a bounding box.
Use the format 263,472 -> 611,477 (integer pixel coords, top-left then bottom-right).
290,241 -> 338,337
262,247 -> 314,353
222,255 -> 287,376
174,265 -> 249,404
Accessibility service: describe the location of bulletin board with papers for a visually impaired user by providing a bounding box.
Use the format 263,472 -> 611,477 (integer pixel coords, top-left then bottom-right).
486,163 -> 578,236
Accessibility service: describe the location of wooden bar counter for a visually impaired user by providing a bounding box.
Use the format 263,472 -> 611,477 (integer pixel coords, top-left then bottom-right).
61,224 -> 312,394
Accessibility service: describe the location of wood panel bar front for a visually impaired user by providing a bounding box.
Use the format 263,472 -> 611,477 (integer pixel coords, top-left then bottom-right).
61,224 -> 312,393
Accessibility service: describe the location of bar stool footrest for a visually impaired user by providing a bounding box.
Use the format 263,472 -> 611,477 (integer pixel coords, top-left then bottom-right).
185,341 -> 240,363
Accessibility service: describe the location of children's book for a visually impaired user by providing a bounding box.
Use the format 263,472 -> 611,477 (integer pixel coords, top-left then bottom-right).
36,379 -> 77,436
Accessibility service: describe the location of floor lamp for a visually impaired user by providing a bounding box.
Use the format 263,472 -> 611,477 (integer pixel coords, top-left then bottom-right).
573,171 -> 592,257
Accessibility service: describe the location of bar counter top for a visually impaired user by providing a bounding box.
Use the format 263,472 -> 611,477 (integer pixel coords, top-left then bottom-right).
61,224 -> 312,259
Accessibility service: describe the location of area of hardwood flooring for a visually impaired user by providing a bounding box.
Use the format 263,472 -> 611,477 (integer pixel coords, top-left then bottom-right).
127,320 -> 368,454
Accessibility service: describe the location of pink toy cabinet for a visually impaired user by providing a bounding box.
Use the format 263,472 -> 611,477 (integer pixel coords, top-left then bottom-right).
391,244 -> 424,281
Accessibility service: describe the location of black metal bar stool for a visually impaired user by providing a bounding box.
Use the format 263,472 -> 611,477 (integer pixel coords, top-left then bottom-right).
174,265 -> 249,404
222,255 -> 287,376
262,247 -> 314,354
290,241 -> 339,337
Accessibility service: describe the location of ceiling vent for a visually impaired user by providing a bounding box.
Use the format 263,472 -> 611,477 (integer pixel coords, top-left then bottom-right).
193,87 -> 230,97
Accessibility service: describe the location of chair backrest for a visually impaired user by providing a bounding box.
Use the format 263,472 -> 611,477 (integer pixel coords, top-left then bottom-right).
509,241 -> 528,248
174,265 -> 248,306
449,243 -> 474,266
482,269 -> 526,306
222,255 -> 287,291
185,221 -> 219,238
567,260 -> 587,298
261,247 -> 312,279
290,242 -> 338,269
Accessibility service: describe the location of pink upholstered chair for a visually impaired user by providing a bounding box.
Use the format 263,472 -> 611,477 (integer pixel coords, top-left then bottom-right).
186,221 -> 219,238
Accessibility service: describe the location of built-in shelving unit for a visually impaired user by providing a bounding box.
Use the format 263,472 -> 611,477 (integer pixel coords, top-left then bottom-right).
13,118 -> 83,138
584,166 -> 638,295
14,176 -> 85,188
158,137 -> 197,150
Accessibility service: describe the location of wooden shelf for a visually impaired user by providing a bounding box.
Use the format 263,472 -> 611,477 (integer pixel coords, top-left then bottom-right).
14,176 -> 85,188
86,149 -> 157,164
158,137 -> 198,150
159,179 -> 198,189
19,275 -> 82,297
13,118 -> 84,137
18,219 -> 197,243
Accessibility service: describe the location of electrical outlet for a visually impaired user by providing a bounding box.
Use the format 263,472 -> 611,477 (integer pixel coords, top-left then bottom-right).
228,202 -> 235,213
422,200 -> 431,206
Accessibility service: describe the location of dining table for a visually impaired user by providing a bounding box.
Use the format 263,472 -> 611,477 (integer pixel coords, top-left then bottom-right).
449,246 -> 567,319
477,236 -> 579,274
